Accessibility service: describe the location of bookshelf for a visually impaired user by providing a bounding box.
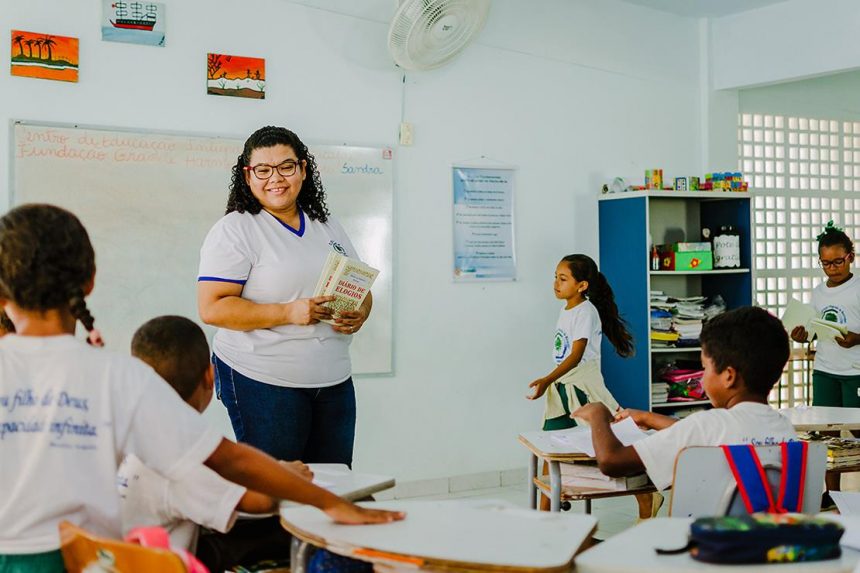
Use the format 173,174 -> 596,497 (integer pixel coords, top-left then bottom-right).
597,190 -> 752,412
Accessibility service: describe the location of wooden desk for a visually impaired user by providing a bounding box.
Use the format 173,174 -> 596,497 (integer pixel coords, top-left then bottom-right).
781,406 -> 860,432
575,517 -> 860,573
518,429 -> 657,514
281,499 -> 597,573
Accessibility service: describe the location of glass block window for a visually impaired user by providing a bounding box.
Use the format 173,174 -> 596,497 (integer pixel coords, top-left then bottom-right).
739,114 -> 860,406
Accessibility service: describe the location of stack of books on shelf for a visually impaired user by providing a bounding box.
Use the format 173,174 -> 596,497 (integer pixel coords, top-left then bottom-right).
650,292 -> 678,347
649,292 -> 727,348
801,435 -> 860,469
560,463 -> 650,491
651,382 -> 669,404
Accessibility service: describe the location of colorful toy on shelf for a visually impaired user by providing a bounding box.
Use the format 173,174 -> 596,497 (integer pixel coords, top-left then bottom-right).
645,169 -> 664,190
705,172 -> 748,192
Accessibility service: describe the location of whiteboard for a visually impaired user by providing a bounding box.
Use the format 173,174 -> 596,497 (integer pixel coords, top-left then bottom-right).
11,121 -> 393,374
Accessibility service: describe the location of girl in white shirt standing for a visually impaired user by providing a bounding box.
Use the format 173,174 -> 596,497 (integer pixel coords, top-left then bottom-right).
791,221 -> 860,407
526,254 -> 633,430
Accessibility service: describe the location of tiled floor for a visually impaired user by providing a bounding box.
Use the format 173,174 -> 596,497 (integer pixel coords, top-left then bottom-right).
397,483 -> 669,540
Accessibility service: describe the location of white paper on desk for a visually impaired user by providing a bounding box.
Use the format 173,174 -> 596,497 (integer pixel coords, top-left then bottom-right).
313,479 -> 335,489
548,417 -> 648,457
831,491 -> 860,516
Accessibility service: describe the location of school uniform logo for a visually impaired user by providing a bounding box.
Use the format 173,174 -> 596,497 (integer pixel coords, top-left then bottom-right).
329,240 -> 346,255
821,305 -> 847,325
554,330 -> 570,364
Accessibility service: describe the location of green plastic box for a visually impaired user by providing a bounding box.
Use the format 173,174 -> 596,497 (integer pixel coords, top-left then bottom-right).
658,248 -> 713,271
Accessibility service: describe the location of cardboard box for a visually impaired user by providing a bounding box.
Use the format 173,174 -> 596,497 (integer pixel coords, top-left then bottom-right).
659,247 -> 713,271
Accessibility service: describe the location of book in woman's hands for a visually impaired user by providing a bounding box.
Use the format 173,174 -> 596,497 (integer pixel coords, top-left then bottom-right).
313,252 -> 379,325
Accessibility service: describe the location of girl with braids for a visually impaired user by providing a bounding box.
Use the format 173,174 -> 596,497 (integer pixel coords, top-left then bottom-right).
790,221 -> 860,408
0,204 -> 401,571
527,254 -> 633,431
198,126 -> 370,466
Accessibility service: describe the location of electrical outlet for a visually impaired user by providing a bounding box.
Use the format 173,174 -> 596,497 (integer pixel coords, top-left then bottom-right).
399,122 -> 414,146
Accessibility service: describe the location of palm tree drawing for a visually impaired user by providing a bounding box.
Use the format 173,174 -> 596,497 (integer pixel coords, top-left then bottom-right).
12,34 -> 25,57
24,39 -> 34,58
34,39 -> 43,60
41,36 -> 56,62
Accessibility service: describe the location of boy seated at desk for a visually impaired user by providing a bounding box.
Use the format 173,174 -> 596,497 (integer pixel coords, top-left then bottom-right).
574,306 -> 796,491
119,315 -> 306,571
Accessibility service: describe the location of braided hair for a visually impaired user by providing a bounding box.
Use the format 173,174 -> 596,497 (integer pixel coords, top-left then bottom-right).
0,204 -> 98,338
226,126 -> 330,222
561,254 -> 634,358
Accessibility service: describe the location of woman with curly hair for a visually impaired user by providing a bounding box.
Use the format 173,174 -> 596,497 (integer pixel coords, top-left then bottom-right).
198,126 -> 371,466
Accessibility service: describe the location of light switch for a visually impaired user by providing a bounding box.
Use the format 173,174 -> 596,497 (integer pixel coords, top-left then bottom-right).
399,122 -> 414,146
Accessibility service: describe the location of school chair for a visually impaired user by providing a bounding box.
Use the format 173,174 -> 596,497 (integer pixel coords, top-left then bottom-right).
59,520 -> 189,573
668,442 -> 827,518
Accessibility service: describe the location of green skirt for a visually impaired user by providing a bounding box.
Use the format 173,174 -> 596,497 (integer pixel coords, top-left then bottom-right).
0,550 -> 65,573
542,383 -> 589,431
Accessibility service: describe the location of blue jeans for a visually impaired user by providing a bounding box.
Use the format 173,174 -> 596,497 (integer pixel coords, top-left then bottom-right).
213,354 -> 356,466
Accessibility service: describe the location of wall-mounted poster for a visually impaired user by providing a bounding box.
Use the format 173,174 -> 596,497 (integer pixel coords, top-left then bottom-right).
452,165 -> 517,281
206,53 -> 265,99
11,30 -> 79,83
102,1 -> 166,47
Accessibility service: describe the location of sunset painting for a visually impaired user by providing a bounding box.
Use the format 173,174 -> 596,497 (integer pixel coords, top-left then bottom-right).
11,30 -> 79,82
102,0 -> 166,47
206,53 -> 265,99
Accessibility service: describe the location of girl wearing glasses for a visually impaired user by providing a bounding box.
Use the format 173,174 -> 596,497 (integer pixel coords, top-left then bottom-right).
790,221 -> 860,408
197,126 -> 369,467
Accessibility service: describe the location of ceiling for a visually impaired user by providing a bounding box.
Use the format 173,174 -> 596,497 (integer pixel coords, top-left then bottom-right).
288,0 -> 791,22
617,0 -> 790,18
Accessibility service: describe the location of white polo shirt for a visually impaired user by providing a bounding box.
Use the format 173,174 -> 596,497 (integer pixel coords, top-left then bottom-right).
198,209 -> 359,387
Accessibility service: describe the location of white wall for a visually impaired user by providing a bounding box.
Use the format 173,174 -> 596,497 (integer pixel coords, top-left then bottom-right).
710,0 -> 860,90
0,0 -> 702,482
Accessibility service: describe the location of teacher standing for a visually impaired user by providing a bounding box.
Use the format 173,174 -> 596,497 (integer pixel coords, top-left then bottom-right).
198,126 -> 371,466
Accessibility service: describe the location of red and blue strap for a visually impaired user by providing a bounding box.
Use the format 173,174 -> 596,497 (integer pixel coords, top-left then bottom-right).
777,441 -> 808,513
721,444 -> 777,513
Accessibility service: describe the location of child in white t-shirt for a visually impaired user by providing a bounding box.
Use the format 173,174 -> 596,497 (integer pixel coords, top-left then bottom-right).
790,221 -> 860,407
574,306 -> 796,491
0,205 -> 403,573
123,315 -> 312,572
526,254 -> 633,431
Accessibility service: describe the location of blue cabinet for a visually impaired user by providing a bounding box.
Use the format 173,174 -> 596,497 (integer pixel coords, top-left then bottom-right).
597,191 -> 752,412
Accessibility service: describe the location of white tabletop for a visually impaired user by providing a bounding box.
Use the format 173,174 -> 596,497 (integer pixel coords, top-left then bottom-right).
780,406 -> 860,431
575,517 -> 860,573
518,428 -> 593,459
281,499 -> 596,572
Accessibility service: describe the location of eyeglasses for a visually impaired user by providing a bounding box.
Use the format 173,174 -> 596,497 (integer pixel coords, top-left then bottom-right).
244,159 -> 302,179
819,257 -> 851,268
